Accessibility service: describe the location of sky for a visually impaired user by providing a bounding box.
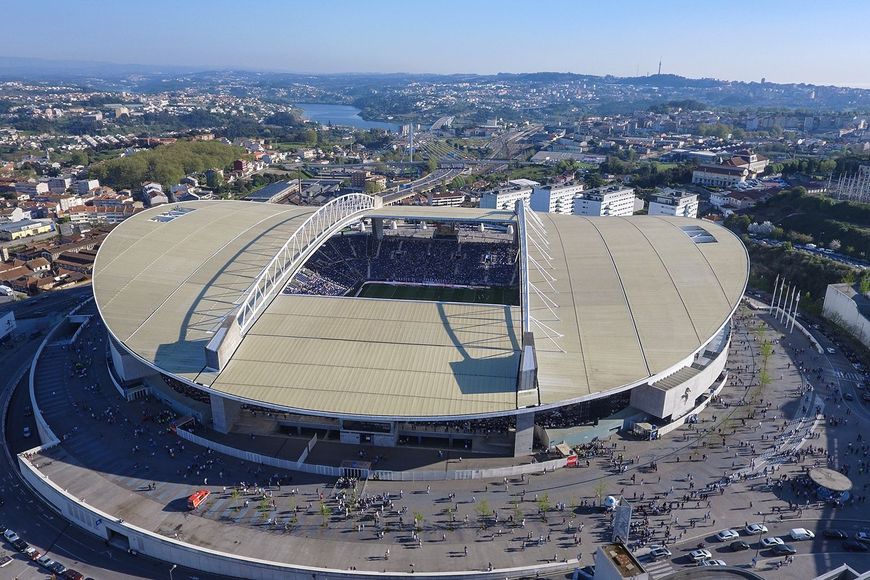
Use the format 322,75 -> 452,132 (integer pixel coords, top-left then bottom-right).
2,0 -> 869,87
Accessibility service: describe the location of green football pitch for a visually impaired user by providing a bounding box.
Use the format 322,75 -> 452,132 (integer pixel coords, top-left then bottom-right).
356,283 -> 518,305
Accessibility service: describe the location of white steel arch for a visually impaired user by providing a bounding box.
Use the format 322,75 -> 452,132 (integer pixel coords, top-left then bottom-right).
236,193 -> 378,333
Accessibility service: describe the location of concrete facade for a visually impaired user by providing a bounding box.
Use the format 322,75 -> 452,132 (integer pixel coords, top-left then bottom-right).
823,283 -> 870,348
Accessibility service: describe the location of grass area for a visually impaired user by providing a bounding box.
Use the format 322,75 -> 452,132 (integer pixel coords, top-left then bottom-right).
272,141 -> 313,152
356,282 -> 518,305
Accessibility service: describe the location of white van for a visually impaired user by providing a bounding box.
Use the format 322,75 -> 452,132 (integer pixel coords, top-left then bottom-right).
790,528 -> 815,540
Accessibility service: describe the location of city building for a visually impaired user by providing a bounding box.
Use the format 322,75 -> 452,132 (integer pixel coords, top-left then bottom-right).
244,180 -> 299,203
16,181 -> 50,196
427,191 -> 465,207
0,218 -> 54,241
648,188 -> 699,218
76,179 -> 100,195
823,283 -> 870,348
479,185 -> 534,210
692,164 -> 749,188
529,183 -> 585,214
573,185 -> 636,217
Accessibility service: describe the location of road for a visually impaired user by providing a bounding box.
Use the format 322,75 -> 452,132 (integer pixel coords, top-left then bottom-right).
380,167 -> 464,204
0,288 -> 229,580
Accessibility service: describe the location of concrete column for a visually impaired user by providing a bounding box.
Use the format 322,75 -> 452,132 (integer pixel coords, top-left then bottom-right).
210,394 -> 242,434
372,217 -> 384,239
108,336 -> 155,383
514,412 -> 535,457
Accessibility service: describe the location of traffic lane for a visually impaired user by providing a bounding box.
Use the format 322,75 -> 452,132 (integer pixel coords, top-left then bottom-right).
665,521 -> 870,568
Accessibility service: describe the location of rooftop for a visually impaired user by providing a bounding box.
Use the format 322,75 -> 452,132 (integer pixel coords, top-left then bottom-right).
93,201 -> 747,419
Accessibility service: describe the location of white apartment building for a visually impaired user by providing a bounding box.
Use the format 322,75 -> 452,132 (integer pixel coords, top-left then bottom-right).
16,181 -> 49,196
648,188 -> 699,218
479,186 -> 533,210
48,176 -> 73,194
573,185 -> 636,217
76,179 -> 100,195
692,165 -> 748,187
529,183 -> 585,214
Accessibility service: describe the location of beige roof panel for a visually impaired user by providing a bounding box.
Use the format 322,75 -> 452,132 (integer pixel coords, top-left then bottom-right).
94,201 -> 748,418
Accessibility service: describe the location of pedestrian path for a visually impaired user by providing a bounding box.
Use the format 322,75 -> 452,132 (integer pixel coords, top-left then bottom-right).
641,557 -> 674,579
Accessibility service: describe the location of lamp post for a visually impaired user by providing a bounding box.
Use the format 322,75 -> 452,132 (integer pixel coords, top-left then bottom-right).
169,564 -> 177,580
752,513 -> 768,564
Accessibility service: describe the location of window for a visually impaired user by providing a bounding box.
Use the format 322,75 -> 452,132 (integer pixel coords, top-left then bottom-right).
680,225 -> 717,244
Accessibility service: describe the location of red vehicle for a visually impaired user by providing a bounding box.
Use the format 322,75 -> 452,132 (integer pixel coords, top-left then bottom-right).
187,489 -> 210,510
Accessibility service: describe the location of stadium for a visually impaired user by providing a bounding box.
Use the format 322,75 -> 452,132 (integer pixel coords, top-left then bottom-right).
93,194 -> 748,459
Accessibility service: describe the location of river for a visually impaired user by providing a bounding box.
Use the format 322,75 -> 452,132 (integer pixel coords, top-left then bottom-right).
295,103 -> 399,131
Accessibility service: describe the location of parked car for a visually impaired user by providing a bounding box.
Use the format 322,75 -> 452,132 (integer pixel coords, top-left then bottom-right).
744,523 -> 768,535
36,555 -> 56,570
690,549 -> 712,561
2,528 -> 20,543
63,569 -> 85,580
790,528 -> 815,540
12,538 -> 28,552
772,543 -> 797,555
855,530 -> 870,543
48,560 -> 67,575
844,540 -> 869,552
761,537 -> 785,548
24,546 -> 41,560
700,559 -> 727,566
730,540 -> 750,552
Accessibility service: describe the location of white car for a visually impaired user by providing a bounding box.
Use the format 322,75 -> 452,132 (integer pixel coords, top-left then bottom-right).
790,528 -> 815,540
761,537 -> 785,547
650,547 -> 672,560
2,529 -> 19,543
690,548 -> 712,561
700,559 -> 727,567
716,529 -> 740,542
745,523 -> 768,535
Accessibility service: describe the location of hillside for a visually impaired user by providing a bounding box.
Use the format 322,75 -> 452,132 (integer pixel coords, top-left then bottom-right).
88,140 -> 245,190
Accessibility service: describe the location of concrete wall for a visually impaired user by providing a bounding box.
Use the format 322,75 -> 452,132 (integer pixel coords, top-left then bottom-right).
823,285 -> 870,349
17,454 -> 573,580
630,340 -> 729,420
109,336 -> 155,382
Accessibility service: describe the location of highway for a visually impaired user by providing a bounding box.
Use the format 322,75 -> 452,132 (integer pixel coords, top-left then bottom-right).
0,287 -> 228,580
380,167 -> 464,204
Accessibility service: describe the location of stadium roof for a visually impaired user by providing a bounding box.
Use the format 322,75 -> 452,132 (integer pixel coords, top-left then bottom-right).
94,200 -> 747,419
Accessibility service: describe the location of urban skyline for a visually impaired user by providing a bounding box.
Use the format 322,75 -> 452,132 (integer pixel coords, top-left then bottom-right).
2,0 -> 870,88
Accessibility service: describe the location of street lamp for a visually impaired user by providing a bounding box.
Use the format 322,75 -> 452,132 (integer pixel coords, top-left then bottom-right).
169,564 -> 177,580
752,513 -> 768,566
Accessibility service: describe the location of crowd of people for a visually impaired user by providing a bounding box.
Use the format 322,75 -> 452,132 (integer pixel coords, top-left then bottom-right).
283,232 -> 518,297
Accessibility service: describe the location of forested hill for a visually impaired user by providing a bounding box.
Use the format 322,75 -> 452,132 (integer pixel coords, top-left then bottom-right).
88,141 -> 244,190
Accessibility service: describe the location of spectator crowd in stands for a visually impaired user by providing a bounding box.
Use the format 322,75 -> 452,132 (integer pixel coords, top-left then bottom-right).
284,232 -> 518,297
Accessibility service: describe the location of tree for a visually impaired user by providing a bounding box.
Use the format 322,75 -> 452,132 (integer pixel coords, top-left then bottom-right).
475,499 -> 491,523
319,501 -> 332,527
413,511 -> 424,531
828,239 -> 842,251
364,180 -> 384,194
206,170 -> 224,190
536,493 -> 551,520
69,151 -> 89,166
426,157 -> 438,174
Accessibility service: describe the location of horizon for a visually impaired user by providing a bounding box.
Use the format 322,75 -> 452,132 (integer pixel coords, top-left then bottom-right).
2,0 -> 869,88
3,54 -> 870,92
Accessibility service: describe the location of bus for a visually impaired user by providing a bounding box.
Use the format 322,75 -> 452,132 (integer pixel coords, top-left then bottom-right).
187,489 -> 210,510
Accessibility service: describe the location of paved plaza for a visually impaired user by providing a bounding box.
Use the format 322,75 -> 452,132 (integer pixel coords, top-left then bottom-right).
24,300 -> 870,577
